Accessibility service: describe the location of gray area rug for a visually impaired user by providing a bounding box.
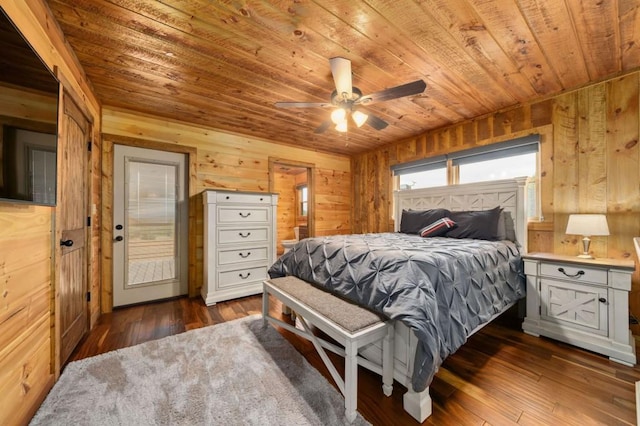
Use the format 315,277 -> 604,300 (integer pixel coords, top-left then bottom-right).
31,315 -> 371,425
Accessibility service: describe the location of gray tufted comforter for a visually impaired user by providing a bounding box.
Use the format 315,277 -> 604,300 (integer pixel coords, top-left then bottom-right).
268,232 -> 525,392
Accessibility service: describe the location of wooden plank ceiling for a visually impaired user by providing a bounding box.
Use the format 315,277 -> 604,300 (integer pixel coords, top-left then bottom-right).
44,0 -> 640,155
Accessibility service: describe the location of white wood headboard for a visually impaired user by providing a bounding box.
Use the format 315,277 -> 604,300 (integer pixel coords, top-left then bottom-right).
393,177 -> 528,252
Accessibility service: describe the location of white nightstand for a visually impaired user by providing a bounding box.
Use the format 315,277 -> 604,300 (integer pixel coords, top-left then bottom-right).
522,252 -> 636,366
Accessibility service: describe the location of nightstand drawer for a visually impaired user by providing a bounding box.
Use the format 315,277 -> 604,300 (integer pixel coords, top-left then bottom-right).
540,262 -> 607,285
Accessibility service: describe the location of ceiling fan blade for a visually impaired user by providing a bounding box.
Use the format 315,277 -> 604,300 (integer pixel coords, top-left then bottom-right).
357,80 -> 426,104
329,57 -> 352,98
366,114 -> 389,131
275,101 -> 331,108
314,120 -> 332,134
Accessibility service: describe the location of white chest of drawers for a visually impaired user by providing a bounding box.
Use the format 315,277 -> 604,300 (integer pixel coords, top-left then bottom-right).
522,252 -> 636,366
202,190 -> 278,305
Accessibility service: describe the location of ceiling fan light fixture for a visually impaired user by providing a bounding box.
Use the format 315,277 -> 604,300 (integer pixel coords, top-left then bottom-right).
335,120 -> 348,132
275,57 -> 426,134
352,110 -> 368,127
330,108 -> 347,125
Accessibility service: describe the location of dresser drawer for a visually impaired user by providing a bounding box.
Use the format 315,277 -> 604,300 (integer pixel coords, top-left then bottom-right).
217,192 -> 272,205
218,246 -> 268,266
540,262 -> 607,285
218,227 -> 268,245
218,265 -> 268,289
217,206 -> 269,224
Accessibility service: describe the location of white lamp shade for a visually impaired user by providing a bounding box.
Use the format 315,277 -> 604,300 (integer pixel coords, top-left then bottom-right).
565,214 -> 609,236
330,108 -> 346,125
335,119 -> 348,132
351,110 -> 368,127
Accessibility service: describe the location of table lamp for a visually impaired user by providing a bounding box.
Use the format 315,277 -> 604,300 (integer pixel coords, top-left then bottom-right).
565,214 -> 609,259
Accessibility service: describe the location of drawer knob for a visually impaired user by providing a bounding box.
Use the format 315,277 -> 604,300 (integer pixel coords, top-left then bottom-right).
557,267 -> 585,278
239,212 -> 251,218
239,252 -> 251,258
239,272 -> 251,279
239,232 -> 251,238
598,297 -> 607,303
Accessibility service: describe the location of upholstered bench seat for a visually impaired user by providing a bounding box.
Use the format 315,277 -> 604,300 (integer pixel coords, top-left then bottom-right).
262,276 -> 394,423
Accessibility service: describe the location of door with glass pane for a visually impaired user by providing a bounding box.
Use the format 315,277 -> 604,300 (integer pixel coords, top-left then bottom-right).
113,145 -> 187,307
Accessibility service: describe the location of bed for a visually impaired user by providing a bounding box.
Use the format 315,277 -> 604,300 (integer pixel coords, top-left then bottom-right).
268,177 -> 528,421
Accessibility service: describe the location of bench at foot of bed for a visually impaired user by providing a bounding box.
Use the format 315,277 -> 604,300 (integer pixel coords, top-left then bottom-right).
262,276 -> 394,423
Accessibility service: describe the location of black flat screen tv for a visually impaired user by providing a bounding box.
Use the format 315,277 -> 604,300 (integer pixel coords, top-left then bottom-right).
0,8 -> 59,206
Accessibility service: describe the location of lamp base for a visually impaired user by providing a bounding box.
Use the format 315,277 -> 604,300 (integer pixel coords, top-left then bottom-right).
578,236 -> 593,259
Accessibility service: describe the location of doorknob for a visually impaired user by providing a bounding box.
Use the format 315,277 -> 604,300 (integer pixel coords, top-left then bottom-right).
114,236 -> 124,242
60,239 -> 73,247
115,224 -> 123,230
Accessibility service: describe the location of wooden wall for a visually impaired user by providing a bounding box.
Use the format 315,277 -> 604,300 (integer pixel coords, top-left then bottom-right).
352,72 -> 640,329
101,107 -> 351,309
0,203 -> 52,424
0,0 -> 101,424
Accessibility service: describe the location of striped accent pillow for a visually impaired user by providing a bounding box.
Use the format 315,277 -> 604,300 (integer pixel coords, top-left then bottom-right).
419,217 -> 456,238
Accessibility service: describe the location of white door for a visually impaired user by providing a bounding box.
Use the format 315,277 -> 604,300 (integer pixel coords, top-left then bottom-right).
113,145 -> 188,307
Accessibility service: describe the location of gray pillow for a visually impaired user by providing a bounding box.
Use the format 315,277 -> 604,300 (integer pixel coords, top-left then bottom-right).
502,210 -> 517,242
446,206 -> 503,240
496,211 -> 507,240
400,208 -> 451,234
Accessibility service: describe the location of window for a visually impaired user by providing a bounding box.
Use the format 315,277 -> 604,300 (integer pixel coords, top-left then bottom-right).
399,168 -> 447,189
393,135 -> 540,219
392,155 -> 447,189
450,135 -> 538,185
458,152 -> 537,184
297,185 -> 308,217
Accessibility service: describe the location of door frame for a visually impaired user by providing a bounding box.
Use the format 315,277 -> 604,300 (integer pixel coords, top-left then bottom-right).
268,157 -> 315,238
101,134 -> 197,313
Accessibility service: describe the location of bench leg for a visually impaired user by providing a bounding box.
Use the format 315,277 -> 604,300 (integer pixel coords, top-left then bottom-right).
344,340 -> 358,423
382,325 -> 394,397
262,287 -> 269,327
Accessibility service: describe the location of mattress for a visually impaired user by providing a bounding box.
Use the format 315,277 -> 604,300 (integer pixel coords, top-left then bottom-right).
268,232 -> 525,392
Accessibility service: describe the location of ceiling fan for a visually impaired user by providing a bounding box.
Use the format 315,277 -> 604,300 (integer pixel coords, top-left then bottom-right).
275,57 -> 427,134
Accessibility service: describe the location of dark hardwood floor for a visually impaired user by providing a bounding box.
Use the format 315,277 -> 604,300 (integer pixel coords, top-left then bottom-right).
69,295 -> 640,425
